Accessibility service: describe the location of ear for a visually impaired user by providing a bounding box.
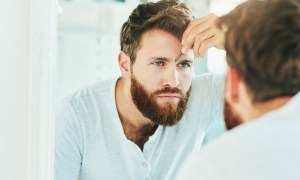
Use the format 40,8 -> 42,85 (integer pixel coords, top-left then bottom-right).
118,51 -> 131,79
225,66 -> 241,104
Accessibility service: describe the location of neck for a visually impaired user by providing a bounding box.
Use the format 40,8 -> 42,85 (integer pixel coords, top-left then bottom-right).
115,78 -> 158,149
244,96 -> 292,122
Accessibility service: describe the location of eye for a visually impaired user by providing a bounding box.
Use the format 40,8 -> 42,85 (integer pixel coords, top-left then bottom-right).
178,62 -> 191,68
152,61 -> 165,67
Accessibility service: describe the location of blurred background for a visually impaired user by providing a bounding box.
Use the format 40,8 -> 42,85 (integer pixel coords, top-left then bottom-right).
56,0 -> 245,100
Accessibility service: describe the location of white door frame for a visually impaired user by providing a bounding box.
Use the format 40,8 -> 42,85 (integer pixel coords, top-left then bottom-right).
28,0 -> 57,179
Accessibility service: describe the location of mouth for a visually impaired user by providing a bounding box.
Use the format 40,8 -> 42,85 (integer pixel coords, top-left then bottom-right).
157,94 -> 181,102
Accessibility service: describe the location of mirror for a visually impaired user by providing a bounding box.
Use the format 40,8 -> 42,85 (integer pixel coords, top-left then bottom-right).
54,0 -> 242,179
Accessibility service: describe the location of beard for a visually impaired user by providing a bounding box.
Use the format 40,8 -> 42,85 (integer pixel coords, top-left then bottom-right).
130,76 -> 191,127
224,99 -> 243,130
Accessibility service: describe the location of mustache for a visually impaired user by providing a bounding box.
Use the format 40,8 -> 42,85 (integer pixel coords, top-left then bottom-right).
153,87 -> 183,96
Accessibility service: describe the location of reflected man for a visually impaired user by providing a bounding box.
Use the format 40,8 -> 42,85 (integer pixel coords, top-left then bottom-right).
55,0 -> 225,179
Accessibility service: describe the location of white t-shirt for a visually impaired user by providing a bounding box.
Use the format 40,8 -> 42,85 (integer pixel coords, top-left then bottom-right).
177,92 -> 300,180
55,74 -> 225,180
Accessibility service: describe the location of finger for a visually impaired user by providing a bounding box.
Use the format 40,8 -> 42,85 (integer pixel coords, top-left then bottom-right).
183,22 -> 212,54
198,36 -> 218,57
182,15 -> 218,54
214,29 -> 225,50
183,13 -> 216,40
193,36 -> 201,58
193,28 -> 215,58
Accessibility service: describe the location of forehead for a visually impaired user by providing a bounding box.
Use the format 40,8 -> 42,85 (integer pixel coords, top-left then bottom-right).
136,29 -> 194,61
139,29 -> 181,50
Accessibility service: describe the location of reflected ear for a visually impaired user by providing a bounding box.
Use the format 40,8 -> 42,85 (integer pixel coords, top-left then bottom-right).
118,51 -> 131,79
226,66 -> 240,104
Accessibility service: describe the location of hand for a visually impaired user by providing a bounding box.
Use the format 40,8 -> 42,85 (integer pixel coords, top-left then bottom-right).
181,13 -> 224,58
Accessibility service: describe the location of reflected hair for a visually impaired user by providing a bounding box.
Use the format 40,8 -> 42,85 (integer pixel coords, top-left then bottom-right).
120,0 -> 194,64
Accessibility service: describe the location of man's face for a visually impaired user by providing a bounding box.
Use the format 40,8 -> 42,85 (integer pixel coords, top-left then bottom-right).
130,29 -> 194,126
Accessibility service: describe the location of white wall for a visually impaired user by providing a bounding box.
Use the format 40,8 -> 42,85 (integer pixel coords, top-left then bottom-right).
0,0 -> 56,179
0,0 -> 30,179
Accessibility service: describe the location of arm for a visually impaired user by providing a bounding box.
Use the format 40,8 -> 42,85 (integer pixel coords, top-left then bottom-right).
55,100 -> 83,180
203,74 -> 226,145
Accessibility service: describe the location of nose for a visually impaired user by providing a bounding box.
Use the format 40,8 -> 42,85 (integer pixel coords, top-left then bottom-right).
162,66 -> 180,88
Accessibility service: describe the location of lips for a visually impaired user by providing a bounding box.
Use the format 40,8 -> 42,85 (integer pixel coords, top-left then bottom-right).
157,94 -> 181,102
157,94 -> 181,98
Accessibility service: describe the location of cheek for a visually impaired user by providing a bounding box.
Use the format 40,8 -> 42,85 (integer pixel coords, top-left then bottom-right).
132,70 -> 160,93
179,72 -> 193,92
133,67 -> 164,87
134,71 -> 162,88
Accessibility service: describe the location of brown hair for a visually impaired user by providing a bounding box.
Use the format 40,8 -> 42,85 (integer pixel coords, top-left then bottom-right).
120,0 -> 194,63
217,0 -> 300,102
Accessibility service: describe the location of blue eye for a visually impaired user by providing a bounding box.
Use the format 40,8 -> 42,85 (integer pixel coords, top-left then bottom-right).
179,62 -> 190,68
152,61 -> 165,67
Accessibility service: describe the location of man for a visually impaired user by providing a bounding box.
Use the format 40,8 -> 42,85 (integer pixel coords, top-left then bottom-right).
177,0 -> 300,179
55,0 -> 225,180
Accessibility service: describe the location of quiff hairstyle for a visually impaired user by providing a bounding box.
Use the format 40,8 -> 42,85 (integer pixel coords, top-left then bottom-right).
217,0 -> 300,102
120,0 -> 194,64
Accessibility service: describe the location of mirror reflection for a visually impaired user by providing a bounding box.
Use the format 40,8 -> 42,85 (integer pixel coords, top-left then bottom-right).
55,0 -> 242,179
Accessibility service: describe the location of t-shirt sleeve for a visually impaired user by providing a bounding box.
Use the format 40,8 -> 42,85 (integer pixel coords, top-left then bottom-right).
202,74 -> 226,145
55,99 -> 83,180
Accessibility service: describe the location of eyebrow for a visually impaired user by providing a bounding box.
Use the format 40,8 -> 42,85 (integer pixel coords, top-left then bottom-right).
147,57 -> 194,63
147,57 -> 170,62
177,59 -> 194,64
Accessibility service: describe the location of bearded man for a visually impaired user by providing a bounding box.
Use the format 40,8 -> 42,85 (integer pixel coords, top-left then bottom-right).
55,0 -> 225,179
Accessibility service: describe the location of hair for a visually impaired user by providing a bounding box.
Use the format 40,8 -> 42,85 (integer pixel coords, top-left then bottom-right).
217,0 -> 300,102
120,0 -> 194,64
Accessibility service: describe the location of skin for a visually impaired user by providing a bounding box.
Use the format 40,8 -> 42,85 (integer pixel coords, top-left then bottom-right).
116,29 -> 194,149
181,13 -> 224,58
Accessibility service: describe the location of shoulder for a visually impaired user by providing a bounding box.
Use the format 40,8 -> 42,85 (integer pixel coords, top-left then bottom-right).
197,120 -> 268,156
65,78 -> 118,103
192,73 -> 225,87
190,73 -> 225,98
188,73 -> 225,112
58,78 -> 119,112
181,118 -> 276,168
56,77 -> 118,120
176,125 -> 250,180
